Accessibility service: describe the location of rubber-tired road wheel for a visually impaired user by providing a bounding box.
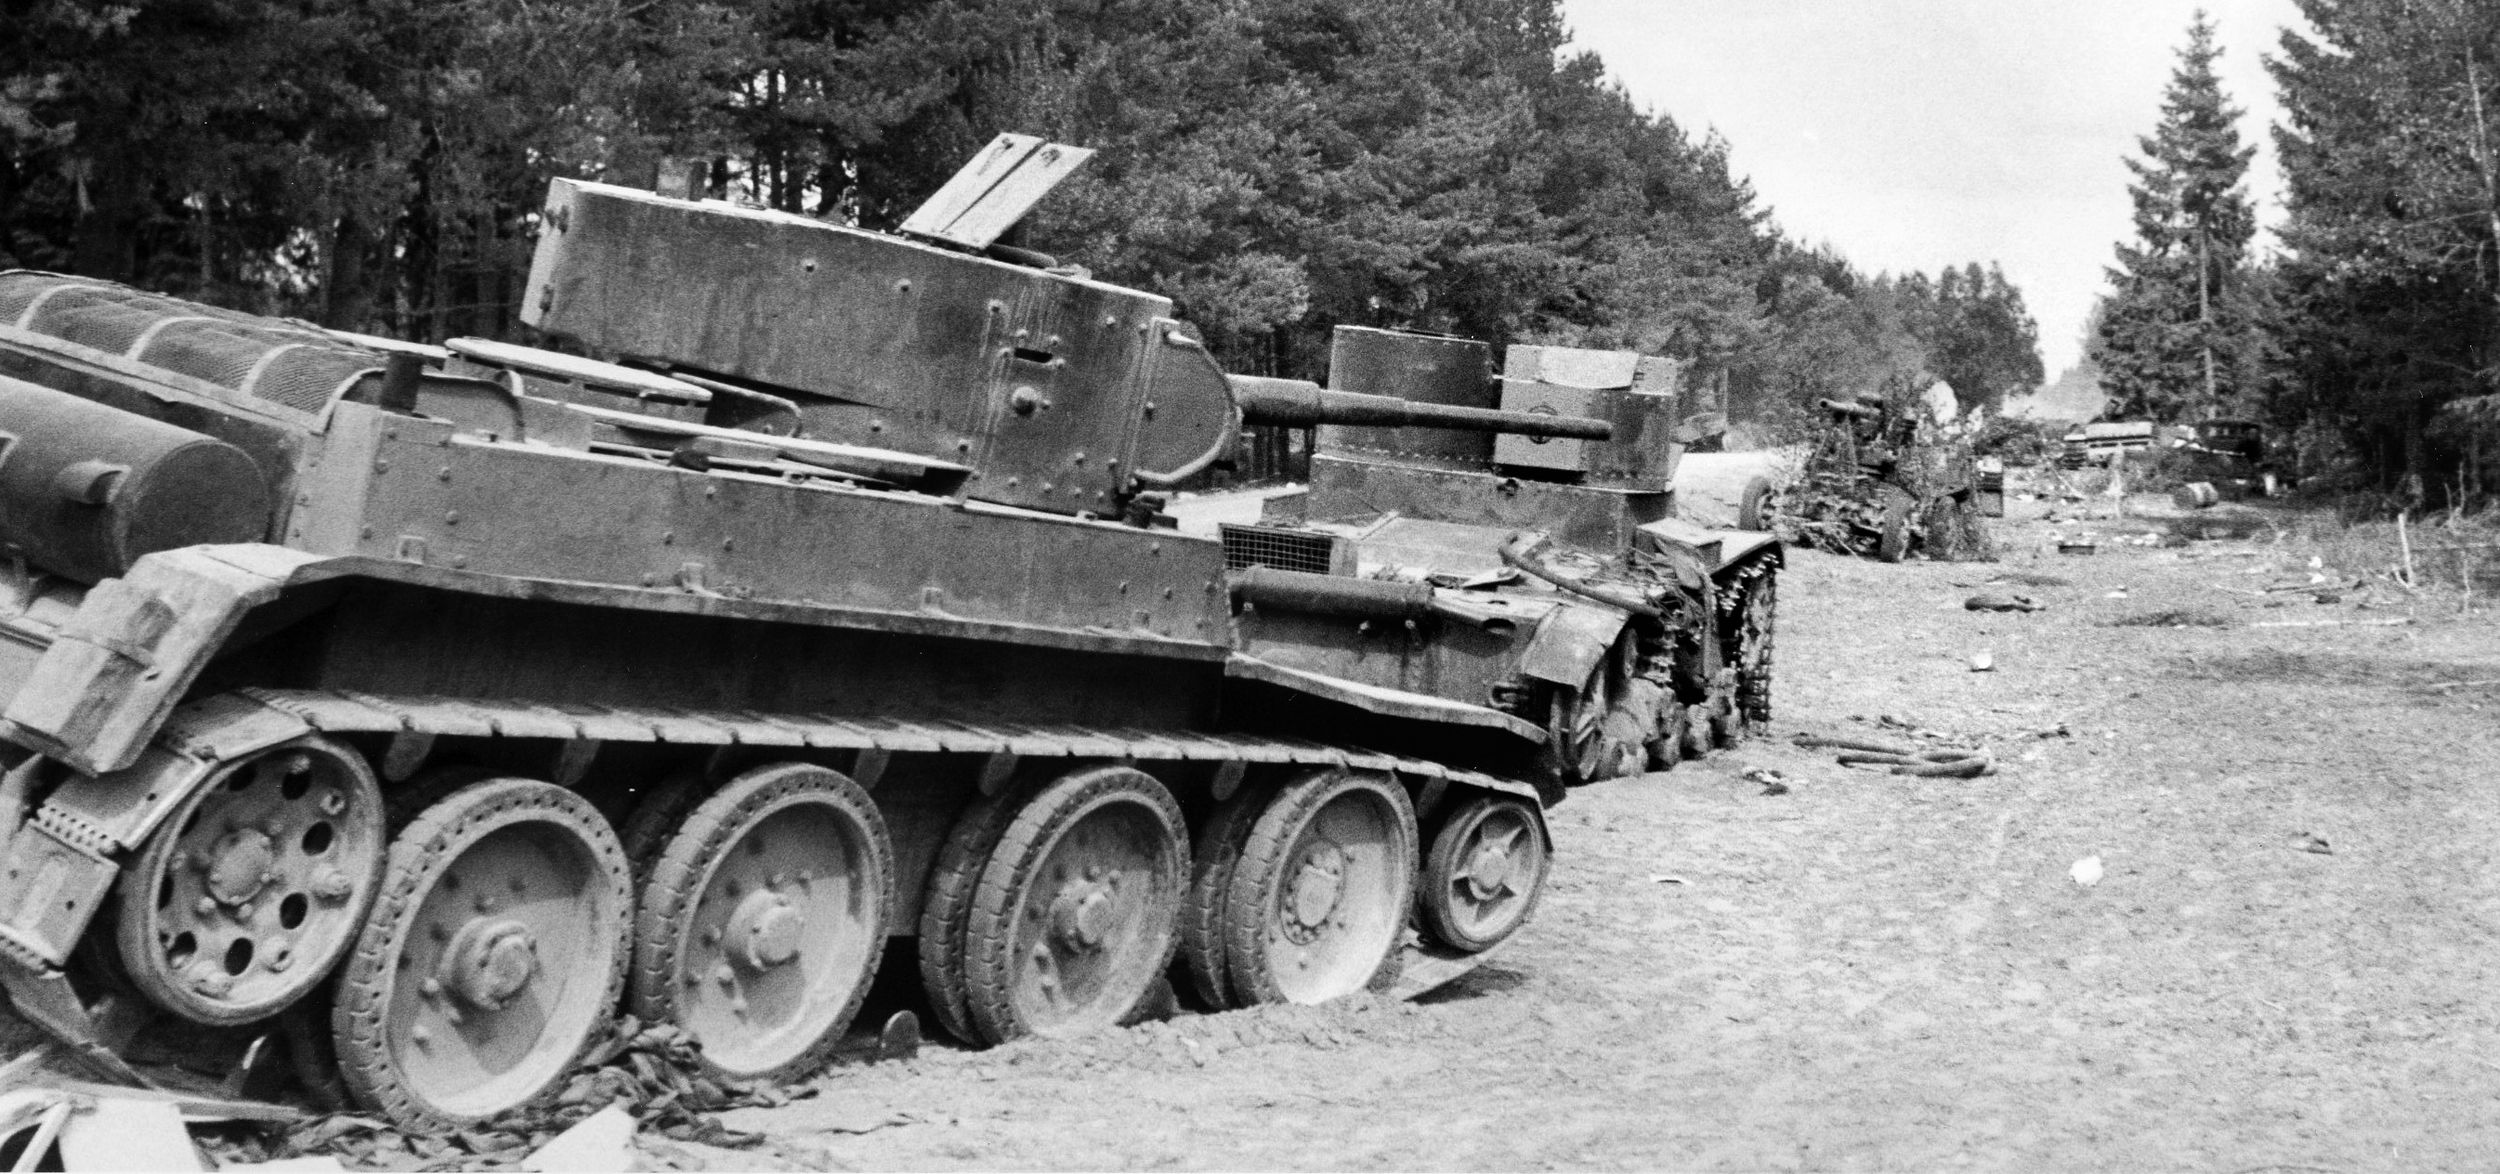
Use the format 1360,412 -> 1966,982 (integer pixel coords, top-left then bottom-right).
1224,769 -> 1417,1005
964,767 -> 1188,1043
619,770 -> 709,887
631,763 -> 891,1083
1179,782 -> 1270,1011
331,777 -> 631,1130
1417,796 -> 1550,954
917,776 -> 1042,1044
115,737 -> 386,1026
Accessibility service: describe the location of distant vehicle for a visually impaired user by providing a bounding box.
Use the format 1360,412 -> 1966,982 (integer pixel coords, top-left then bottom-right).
2179,418 -> 2281,497
2058,421 -> 2156,468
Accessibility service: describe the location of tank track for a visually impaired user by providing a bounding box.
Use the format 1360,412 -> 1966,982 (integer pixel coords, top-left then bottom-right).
1711,544 -> 1782,725
0,685 -> 1539,1086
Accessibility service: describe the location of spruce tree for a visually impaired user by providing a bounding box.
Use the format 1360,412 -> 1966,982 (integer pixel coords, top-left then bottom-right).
2092,12 -> 2260,421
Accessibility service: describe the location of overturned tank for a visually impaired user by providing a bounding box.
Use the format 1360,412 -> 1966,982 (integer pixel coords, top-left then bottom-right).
0,138 -> 1610,1128
1249,331 -> 1783,785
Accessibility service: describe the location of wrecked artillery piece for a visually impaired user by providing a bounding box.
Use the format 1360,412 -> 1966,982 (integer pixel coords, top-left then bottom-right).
1784,395 -> 1987,562
0,137 -> 1620,1130
1251,331 -> 1783,784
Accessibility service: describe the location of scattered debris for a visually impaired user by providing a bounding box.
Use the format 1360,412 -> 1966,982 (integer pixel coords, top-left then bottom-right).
1647,875 -> 1689,885
1743,767 -> 1791,796
522,1102 -> 637,1173
2175,482 -> 2219,509
2058,540 -> 2098,555
1964,592 -> 2045,612
2108,608 -> 2233,629
1969,650 -> 1994,672
59,1096 -> 203,1172
1795,733 -> 1993,778
2249,618 -> 2413,629
2071,856 -> 2104,886
2293,832 -> 2333,855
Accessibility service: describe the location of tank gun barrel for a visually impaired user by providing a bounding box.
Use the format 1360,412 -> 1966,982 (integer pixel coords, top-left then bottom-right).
1231,376 -> 1612,440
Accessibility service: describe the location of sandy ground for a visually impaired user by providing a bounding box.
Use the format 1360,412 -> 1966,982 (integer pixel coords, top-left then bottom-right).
714,486 -> 2500,1171
13,483 -> 2500,1171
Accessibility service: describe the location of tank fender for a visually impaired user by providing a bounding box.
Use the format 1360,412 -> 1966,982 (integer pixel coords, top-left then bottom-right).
1516,599 -> 1629,688
3,544 -> 326,775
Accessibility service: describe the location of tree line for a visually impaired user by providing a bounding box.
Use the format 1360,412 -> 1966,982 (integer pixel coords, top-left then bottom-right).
1,0 -> 2041,424
2094,4 -> 2500,506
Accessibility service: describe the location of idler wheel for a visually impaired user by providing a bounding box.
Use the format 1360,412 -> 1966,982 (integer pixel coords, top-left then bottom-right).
332,778 -> 630,1130
115,737 -> 385,1026
630,764 -> 891,1083
963,767 -> 1187,1043
1223,770 -> 1416,1006
1417,796 -> 1550,954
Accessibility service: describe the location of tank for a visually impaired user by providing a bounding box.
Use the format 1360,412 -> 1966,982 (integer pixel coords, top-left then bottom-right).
1250,329 -> 1784,785
0,137 -> 1614,1129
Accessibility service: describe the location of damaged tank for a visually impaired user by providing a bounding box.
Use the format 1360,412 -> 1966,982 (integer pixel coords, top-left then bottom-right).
1248,330 -> 1783,786
0,137 -> 1616,1128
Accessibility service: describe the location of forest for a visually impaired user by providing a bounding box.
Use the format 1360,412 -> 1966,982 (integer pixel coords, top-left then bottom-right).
0,0 -> 2042,433
2095,2 -> 2500,505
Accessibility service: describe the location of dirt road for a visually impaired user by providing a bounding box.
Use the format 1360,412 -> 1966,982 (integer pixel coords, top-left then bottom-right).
720,494 -> 2500,1171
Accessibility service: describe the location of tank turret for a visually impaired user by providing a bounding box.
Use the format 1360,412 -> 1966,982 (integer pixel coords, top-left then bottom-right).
522,161 -> 1608,519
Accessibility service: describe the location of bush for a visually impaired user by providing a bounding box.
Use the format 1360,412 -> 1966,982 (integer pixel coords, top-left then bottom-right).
1971,416 -> 2065,465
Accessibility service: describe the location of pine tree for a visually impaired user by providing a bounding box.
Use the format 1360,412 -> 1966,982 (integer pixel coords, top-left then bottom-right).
2092,12 -> 2261,422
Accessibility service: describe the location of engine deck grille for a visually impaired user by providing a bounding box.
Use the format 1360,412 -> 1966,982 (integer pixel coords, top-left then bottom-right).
1220,523 -> 1347,575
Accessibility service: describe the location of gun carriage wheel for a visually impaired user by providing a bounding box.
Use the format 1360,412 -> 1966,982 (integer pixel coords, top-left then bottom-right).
630,763 -> 892,1082
1223,769 -> 1416,1005
1416,795 -> 1549,954
963,767 -> 1189,1043
113,737 -> 387,1026
332,778 -> 631,1129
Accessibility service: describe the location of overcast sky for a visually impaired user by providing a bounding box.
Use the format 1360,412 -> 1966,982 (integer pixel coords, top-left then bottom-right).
1559,0 -> 2306,379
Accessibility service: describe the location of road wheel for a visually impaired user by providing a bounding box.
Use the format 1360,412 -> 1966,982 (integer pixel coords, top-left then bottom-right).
618,770 -> 709,887
1224,770 -> 1416,1005
115,738 -> 386,1026
964,767 -> 1188,1043
917,777 -> 1039,1044
332,778 -> 630,1130
1179,782 -> 1269,1011
1416,796 -> 1549,954
630,763 -> 891,1083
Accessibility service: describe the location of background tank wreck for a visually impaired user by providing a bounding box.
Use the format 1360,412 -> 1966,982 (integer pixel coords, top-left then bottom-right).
0,138 -> 1618,1128
1249,329 -> 1783,786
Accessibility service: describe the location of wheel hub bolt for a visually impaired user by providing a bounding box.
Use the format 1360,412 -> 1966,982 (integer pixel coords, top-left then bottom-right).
188,962 -> 232,997
312,868 -> 354,902
318,790 -> 346,816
